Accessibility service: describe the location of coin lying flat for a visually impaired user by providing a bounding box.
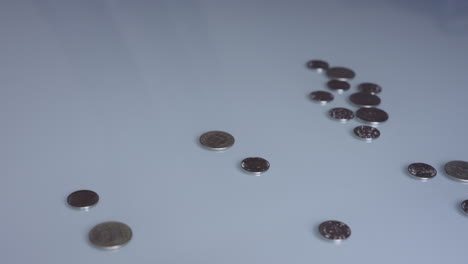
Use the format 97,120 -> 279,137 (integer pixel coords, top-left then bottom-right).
445,161 -> 468,182
89,221 -> 132,250
309,91 -> 334,104
306,60 -> 329,73
461,200 -> 468,215
319,220 -> 351,241
67,190 -> 99,210
241,157 -> 270,175
358,82 -> 382,94
353,125 -> 380,141
326,67 -> 355,81
199,131 -> 235,150
356,107 -> 389,124
329,108 -> 354,122
407,163 -> 437,180
327,80 -> 350,93
349,92 -> 381,108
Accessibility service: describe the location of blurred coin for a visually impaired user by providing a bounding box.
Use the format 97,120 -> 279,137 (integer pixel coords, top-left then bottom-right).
407,163 -> 437,180
199,131 -> 235,150
327,80 -> 350,93
326,67 -> 355,81
318,220 -> 351,241
353,125 -> 380,141
445,161 -> 468,182
356,108 -> 389,124
67,190 -> 99,210
306,60 -> 329,73
329,107 -> 354,122
241,157 -> 270,175
89,221 -> 132,250
310,91 -> 334,105
358,82 -> 382,94
349,92 -> 381,107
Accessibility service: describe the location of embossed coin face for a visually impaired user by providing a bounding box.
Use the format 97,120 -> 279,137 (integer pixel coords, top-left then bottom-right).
329,108 -> 354,122
89,222 -> 132,250
461,200 -> 468,215
349,92 -> 381,107
445,161 -> 468,182
326,67 -> 355,81
407,163 -> 437,180
353,125 -> 380,141
356,107 -> 389,124
309,91 -> 334,104
306,60 -> 329,73
67,190 -> 99,210
358,82 -> 382,95
199,131 -> 235,150
319,220 -> 351,241
327,80 -> 351,93
241,157 -> 270,175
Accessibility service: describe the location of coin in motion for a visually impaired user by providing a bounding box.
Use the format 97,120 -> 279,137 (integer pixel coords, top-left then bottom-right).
67,190 -> 99,210
445,161 -> 468,182
309,91 -> 334,104
461,200 -> 468,215
353,125 -> 380,141
326,67 -> 355,81
241,157 -> 270,175
407,163 -> 437,180
199,131 -> 235,150
356,107 -> 389,124
318,220 -> 351,241
327,80 -> 350,93
329,107 -> 354,122
89,221 -> 132,250
306,60 -> 329,73
349,92 -> 381,107
358,82 -> 382,94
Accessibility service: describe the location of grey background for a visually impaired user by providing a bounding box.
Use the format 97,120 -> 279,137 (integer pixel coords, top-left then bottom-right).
1,0 -> 468,263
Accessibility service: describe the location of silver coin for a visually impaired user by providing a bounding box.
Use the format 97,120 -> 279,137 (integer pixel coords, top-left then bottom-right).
309,91 -> 334,105
407,163 -> 437,180
327,80 -> 350,93
199,131 -> 235,150
329,107 -> 354,122
326,67 -> 355,81
89,221 -> 132,250
445,161 -> 468,182
356,107 -> 389,124
353,125 -> 380,141
358,82 -> 382,95
349,92 -> 381,108
241,157 -> 270,175
67,190 -> 99,210
461,200 -> 468,215
318,220 -> 351,241
306,60 -> 329,73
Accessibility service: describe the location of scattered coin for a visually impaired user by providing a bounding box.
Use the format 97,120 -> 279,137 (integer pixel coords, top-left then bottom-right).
349,92 -> 381,108
327,80 -> 351,93
358,82 -> 382,94
353,125 -> 380,141
356,107 -> 389,124
67,190 -> 99,210
199,131 -> 235,150
241,157 -> 270,175
318,220 -> 351,241
326,67 -> 355,81
445,161 -> 468,182
329,107 -> 354,122
407,163 -> 437,180
309,91 -> 334,104
89,221 -> 133,250
461,200 -> 468,215
306,60 -> 329,73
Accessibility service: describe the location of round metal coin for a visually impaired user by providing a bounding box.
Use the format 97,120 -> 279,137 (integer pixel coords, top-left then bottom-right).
445,161 -> 468,182
327,80 -> 351,93
326,67 -> 355,81
349,92 -> 381,108
67,190 -> 99,210
358,82 -> 382,94
353,125 -> 380,141
241,157 -> 270,175
356,107 -> 389,124
199,131 -> 235,150
318,220 -> 351,241
306,60 -> 329,73
309,91 -> 334,104
329,107 -> 354,122
89,221 -> 132,250
407,163 -> 437,180
461,200 -> 468,215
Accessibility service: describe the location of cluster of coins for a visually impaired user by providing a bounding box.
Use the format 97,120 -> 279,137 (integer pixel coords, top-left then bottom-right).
307,60 -> 389,141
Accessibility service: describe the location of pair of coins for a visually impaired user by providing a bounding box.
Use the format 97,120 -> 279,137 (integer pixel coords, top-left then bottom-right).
307,60 -> 356,82
318,220 -> 351,241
